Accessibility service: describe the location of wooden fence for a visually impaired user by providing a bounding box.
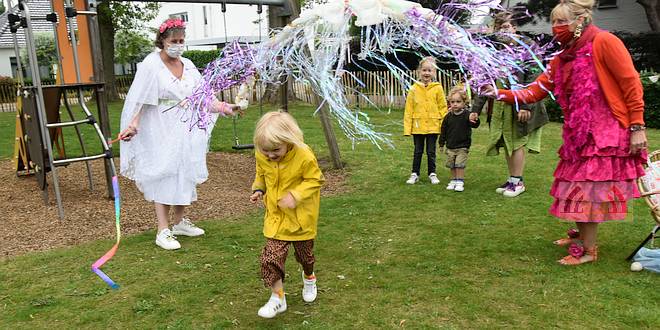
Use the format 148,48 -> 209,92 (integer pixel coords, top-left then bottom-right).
0,70 -> 464,112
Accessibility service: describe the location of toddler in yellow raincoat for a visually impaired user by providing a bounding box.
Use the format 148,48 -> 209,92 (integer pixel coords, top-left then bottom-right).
249,111 -> 325,319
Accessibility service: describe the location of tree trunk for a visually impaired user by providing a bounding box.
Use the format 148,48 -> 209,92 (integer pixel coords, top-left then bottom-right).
97,2 -> 119,101
637,0 -> 660,32
262,0 -> 300,107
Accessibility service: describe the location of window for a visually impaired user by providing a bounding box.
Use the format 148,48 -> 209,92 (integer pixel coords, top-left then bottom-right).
170,12 -> 189,22
597,0 -> 617,9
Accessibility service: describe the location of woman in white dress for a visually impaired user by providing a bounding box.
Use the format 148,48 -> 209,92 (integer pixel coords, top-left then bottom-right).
119,18 -> 239,250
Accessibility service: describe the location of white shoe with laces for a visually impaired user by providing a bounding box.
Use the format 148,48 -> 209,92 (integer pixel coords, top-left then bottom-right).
429,173 -> 440,185
172,218 -> 205,237
454,181 -> 465,192
406,173 -> 419,185
503,182 -> 525,197
446,180 -> 457,190
302,272 -> 317,302
257,293 -> 287,318
155,228 -> 181,250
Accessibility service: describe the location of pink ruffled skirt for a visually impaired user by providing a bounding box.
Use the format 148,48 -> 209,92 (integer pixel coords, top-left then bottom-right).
549,128 -> 646,222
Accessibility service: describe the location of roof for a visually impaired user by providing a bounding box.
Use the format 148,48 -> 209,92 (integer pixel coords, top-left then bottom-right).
0,0 -> 63,49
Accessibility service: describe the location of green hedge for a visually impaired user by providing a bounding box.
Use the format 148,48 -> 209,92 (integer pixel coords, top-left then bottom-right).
182,49 -> 222,69
545,70 -> 660,129
641,70 -> 660,128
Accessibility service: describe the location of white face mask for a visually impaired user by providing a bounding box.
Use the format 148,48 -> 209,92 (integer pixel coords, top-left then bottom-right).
165,43 -> 185,58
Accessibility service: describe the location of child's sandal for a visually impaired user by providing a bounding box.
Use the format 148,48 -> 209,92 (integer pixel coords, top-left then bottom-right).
558,244 -> 598,266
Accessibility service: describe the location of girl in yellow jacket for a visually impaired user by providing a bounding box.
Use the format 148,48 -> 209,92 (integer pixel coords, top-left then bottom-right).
404,56 -> 448,185
249,111 -> 325,319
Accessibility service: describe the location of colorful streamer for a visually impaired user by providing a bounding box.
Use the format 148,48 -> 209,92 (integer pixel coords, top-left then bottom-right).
91,175 -> 121,289
184,0 -> 554,148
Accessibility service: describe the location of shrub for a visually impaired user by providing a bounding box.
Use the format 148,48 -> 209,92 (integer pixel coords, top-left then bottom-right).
545,70 -> 660,129
182,49 -> 222,69
641,70 -> 660,129
613,31 -> 660,72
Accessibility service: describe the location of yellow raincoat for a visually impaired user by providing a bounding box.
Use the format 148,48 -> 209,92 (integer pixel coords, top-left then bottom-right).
403,82 -> 448,135
252,145 -> 325,241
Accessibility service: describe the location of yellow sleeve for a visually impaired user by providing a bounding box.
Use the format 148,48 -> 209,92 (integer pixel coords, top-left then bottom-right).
403,88 -> 414,136
289,156 -> 325,203
251,153 -> 266,193
436,86 -> 448,120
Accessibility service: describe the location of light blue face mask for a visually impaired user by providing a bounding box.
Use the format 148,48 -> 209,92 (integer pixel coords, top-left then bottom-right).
165,43 -> 185,58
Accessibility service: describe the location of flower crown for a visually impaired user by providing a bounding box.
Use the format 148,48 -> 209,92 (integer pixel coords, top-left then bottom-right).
159,18 -> 186,33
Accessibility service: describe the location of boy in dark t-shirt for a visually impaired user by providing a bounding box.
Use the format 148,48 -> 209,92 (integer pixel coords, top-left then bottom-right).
439,86 -> 480,192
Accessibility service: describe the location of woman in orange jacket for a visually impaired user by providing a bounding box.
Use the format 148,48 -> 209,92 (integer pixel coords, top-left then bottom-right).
482,0 -> 648,265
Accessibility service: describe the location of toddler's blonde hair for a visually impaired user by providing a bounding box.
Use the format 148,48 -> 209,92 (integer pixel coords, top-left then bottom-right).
448,85 -> 470,105
253,111 -> 305,152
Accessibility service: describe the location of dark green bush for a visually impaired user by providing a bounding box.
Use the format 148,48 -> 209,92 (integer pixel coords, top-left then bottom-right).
182,49 -> 222,69
545,70 -> 660,129
641,70 -> 660,129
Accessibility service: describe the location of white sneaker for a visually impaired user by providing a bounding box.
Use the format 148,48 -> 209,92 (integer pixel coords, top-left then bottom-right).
257,293 -> 287,318
454,181 -> 465,192
155,228 -> 181,250
428,173 -> 440,185
405,173 -> 419,185
503,182 -> 525,197
446,180 -> 457,190
302,272 -> 317,302
172,218 -> 205,237
495,181 -> 512,194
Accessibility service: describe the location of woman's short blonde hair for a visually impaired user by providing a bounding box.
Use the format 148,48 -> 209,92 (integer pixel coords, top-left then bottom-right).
550,0 -> 595,24
253,111 -> 305,152
448,85 -> 470,105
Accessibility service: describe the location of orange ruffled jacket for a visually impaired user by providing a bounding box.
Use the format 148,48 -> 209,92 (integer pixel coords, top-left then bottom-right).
498,32 -> 645,127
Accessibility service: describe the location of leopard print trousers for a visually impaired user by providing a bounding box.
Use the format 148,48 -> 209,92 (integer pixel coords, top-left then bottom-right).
260,238 -> 315,288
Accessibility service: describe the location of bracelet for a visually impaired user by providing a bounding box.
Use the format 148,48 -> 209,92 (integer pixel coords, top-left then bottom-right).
629,125 -> 645,132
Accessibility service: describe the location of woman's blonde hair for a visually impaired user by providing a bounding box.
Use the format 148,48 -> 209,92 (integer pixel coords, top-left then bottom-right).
253,111 -> 305,152
448,85 -> 470,105
550,0 -> 594,24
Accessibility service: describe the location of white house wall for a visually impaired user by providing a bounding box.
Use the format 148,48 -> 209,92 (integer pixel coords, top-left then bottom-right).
150,3 -> 269,50
0,48 -> 16,77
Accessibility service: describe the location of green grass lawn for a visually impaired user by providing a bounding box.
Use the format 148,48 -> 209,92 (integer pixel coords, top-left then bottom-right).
0,101 -> 659,328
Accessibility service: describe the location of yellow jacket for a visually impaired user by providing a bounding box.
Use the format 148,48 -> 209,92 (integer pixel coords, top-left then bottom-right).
403,82 -> 448,135
252,145 -> 325,241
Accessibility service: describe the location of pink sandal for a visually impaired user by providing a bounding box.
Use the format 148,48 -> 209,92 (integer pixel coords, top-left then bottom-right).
558,244 -> 598,266
553,228 -> 581,246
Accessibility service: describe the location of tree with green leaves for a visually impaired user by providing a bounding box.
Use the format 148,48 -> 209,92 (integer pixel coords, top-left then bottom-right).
97,1 -> 159,100
114,29 -> 154,74
21,32 -> 57,81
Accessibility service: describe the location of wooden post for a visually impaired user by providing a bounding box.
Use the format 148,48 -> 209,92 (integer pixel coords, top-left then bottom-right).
313,94 -> 343,169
